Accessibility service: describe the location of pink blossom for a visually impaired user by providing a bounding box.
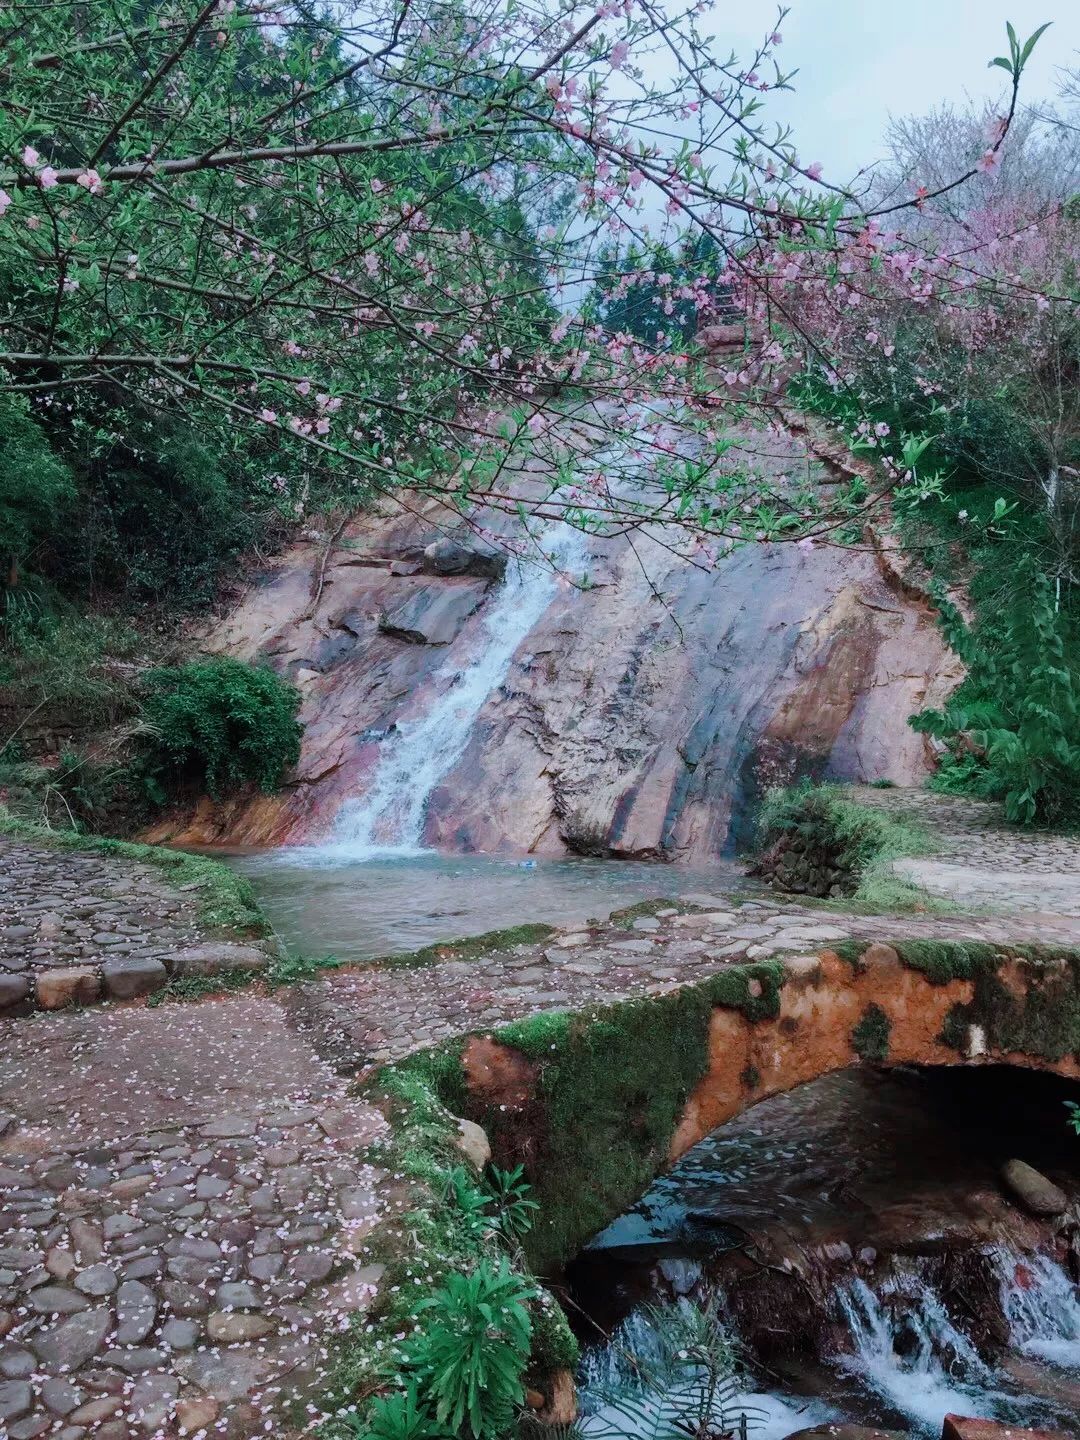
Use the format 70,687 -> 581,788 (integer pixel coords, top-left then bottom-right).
39,167 -> 59,190
805,162 -> 823,182
609,39 -> 629,69
315,417 -> 331,435
258,408 -> 277,423
370,177 -> 385,194
975,149 -> 999,175
296,380 -> 311,396
76,168 -> 104,194
21,146 -> 40,168
0,190 -> 10,217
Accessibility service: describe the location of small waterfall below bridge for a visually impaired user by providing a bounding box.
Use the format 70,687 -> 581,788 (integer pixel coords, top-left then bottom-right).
833,1270 -> 997,1431
572,1068 -> 1080,1438
329,515 -> 590,859
579,1252 -> 1080,1440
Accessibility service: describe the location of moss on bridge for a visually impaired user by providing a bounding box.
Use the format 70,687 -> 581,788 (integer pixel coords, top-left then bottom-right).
391,936 -> 1080,1279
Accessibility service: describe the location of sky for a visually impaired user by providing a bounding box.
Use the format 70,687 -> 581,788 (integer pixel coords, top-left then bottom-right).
707,1 -> 1080,184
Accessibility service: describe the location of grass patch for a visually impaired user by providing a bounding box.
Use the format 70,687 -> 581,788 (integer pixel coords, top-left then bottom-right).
754,781 -> 943,912
851,1003 -> 891,1062
0,808 -> 268,936
146,968 -> 258,1006
376,922 -> 557,970
316,1061 -> 577,1434
938,950 -> 1080,1063
146,952 -> 346,1006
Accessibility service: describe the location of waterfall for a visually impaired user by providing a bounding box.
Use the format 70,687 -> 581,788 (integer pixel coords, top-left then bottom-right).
834,1272 -> 994,1433
996,1247 -> 1080,1370
329,516 -> 590,859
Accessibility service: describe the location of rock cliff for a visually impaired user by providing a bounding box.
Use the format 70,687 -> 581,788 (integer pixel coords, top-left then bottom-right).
149,418 -> 960,857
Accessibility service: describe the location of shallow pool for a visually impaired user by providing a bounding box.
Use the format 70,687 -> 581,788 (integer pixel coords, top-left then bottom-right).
230,849 -> 745,961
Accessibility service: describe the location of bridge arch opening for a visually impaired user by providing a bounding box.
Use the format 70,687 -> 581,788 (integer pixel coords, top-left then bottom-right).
449,940 -> 1080,1276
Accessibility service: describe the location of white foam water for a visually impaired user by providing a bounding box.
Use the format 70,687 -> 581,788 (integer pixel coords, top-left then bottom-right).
834,1272 -> 994,1433
327,517 -> 589,860
996,1247 -> 1080,1371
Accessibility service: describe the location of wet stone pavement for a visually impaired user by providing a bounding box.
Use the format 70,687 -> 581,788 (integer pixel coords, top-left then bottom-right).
0,998 -> 389,1440
290,887 -> 1080,1067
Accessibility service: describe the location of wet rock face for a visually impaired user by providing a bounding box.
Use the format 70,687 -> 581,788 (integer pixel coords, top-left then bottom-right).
149,423 -> 960,855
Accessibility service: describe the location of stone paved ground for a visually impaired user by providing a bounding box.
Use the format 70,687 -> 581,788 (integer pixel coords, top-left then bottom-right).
854,786 -> 1080,917
0,840 -> 275,1014
0,998 -> 389,1440
3,789 -> 1080,1437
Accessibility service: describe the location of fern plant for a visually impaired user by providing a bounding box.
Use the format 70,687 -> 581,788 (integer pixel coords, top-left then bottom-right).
405,1256 -> 535,1438
912,558 -> 1080,825
584,1301 -> 762,1440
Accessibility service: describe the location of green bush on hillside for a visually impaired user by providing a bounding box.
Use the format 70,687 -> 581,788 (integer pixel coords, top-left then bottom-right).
756,781 -> 936,908
0,395 -> 75,585
141,658 -> 302,800
912,559 -> 1080,826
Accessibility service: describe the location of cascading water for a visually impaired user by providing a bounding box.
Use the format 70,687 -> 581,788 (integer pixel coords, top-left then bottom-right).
578,1252 -> 1080,1439
329,515 -> 590,859
577,1308 -> 836,1440
996,1246 -> 1080,1371
833,1271 -> 995,1432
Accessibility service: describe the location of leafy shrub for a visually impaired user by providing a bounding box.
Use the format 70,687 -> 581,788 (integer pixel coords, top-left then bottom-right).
912,559 -> 1080,825
141,657 -> 302,799
484,1165 -> 540,1243
348,1388 -> 450,1440
0,749 -> 124,832
52,414 -> 256,608
404,1256 -> 535,1438
1,589 -> 142,723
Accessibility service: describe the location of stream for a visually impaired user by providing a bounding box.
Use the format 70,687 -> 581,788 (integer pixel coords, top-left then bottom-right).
570,1067 -> 1080,1438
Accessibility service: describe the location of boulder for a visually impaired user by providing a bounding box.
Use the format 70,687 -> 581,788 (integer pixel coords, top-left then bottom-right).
783,1430 -> 906,1440
170,943 -> 269,978
0,974 -> 31,1011
454,1118 -> 492,1171
35,966 -> 101,1010
421,537 -> 507,580
942,1417 -> 1071,1440
1000,1159 -> 1068,1217
378,579 -> 488,645
101,956 -> 167,1000
698,322 -> 746,351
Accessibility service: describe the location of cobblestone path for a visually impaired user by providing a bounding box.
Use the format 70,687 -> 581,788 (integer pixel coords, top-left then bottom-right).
855,786 -> 1080,918
0,840 -> 276,1015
